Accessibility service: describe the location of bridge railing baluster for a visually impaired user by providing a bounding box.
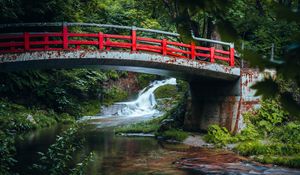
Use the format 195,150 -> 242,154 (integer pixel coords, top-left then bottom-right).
24,32 -> 30,51
210,47 -> 215,63
63,24 -> 68,50
131,27 -> 137,52
190,42 -> 196,60
161,39 -> 167,56
98,32 -> 104,50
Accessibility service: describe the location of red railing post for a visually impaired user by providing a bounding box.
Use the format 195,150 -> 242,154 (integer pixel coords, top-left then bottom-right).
24,32 -> 30,50
210,47 -> 215,63
162,39 -> 167,56
229,46 -> 235,67
44,35 -> 49,49
98,32 -> 104,50
63,23 -> 68,50
131,26 -> 137,52
190,42 -> 196,60
106,38 -> 111,51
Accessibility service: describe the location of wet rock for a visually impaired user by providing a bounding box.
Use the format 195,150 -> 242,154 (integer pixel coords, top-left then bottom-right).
26,114 -> 36,124
158,118 -> 176,132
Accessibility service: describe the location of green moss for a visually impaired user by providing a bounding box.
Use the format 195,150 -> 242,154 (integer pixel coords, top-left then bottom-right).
154,84 -> 177,99
159,128 -> 189,141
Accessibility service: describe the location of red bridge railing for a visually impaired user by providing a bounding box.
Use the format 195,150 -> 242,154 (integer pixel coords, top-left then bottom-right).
0,23 -> 235,67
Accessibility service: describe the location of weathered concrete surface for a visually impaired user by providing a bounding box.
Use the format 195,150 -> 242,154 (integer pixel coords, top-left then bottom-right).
0,50 -> 240,81
184,68 -> 275,133
184,79 -> 240,132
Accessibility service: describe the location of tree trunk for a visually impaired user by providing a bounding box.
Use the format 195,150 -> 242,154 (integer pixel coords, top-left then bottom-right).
256,0 -> 265,16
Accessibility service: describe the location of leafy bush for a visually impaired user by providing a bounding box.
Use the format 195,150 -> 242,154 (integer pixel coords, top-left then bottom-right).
250,100 -> 288,133
159,128 -> 189,141
204,124 -> 234,147
0,133 -> 16,175
33,125 -> 86,175
236,123 -> 260,141
272,122 -> 300,144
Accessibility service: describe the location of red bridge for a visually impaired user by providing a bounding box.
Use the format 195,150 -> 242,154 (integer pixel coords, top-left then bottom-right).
0,23 -> 264,133
0,22 -> 235,67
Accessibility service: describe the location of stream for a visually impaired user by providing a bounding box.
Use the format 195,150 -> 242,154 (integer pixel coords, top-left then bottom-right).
15,78 -> 300,175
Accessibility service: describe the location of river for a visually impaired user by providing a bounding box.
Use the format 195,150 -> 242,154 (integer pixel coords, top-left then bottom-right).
14,78 -> 300,175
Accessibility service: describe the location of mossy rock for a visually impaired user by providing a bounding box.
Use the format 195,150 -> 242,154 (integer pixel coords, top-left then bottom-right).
154,84 -> 177,99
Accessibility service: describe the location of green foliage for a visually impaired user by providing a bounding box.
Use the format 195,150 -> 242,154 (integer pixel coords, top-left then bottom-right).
70,152 -> 95,175
56,113 -> 75,124
253,155 -> 300,168
250,99 -> 289,134
204,125 -> 235,147
159,128 -> 189,142
154,85 -> 177,99
272,122 -> 300,144
115,115 -> 166,134
235,141 -> 300,156
0,69 -> 107,117
103,86 -> 128,105
106,70 -> 119,80
33,125 -> 87,175
0,132 -> 16,175
77,100 -> 101,116
235,123 -> 260,142
137,74 -> 159,89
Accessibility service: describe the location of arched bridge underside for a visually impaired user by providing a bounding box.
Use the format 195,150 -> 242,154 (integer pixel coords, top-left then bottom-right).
0,50 -> 240,81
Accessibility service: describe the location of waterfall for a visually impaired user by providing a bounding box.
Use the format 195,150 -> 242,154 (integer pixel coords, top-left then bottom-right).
80,78 -> 176,121
116,78 -> 177,117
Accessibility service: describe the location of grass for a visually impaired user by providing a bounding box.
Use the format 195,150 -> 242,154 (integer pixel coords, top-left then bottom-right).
115,115 -> 166,134
253,155 -> 300,168
159,128 -> 189,141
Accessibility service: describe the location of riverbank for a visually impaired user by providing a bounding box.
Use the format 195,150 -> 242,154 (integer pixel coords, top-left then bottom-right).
114,93 -> 300,169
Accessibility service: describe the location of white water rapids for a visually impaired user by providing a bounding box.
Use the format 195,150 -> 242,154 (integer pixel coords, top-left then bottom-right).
80,78 -> 176,125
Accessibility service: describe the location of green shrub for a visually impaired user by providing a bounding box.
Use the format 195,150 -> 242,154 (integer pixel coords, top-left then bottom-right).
236,123 -> 261,141
56,113 -> 75,124
204,124 -> 234,147
250,100 -> 289,133
33,125 -> 86,174
106,70 -> 119,80
272,122 -> 300,144
159,128 -> 189,141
